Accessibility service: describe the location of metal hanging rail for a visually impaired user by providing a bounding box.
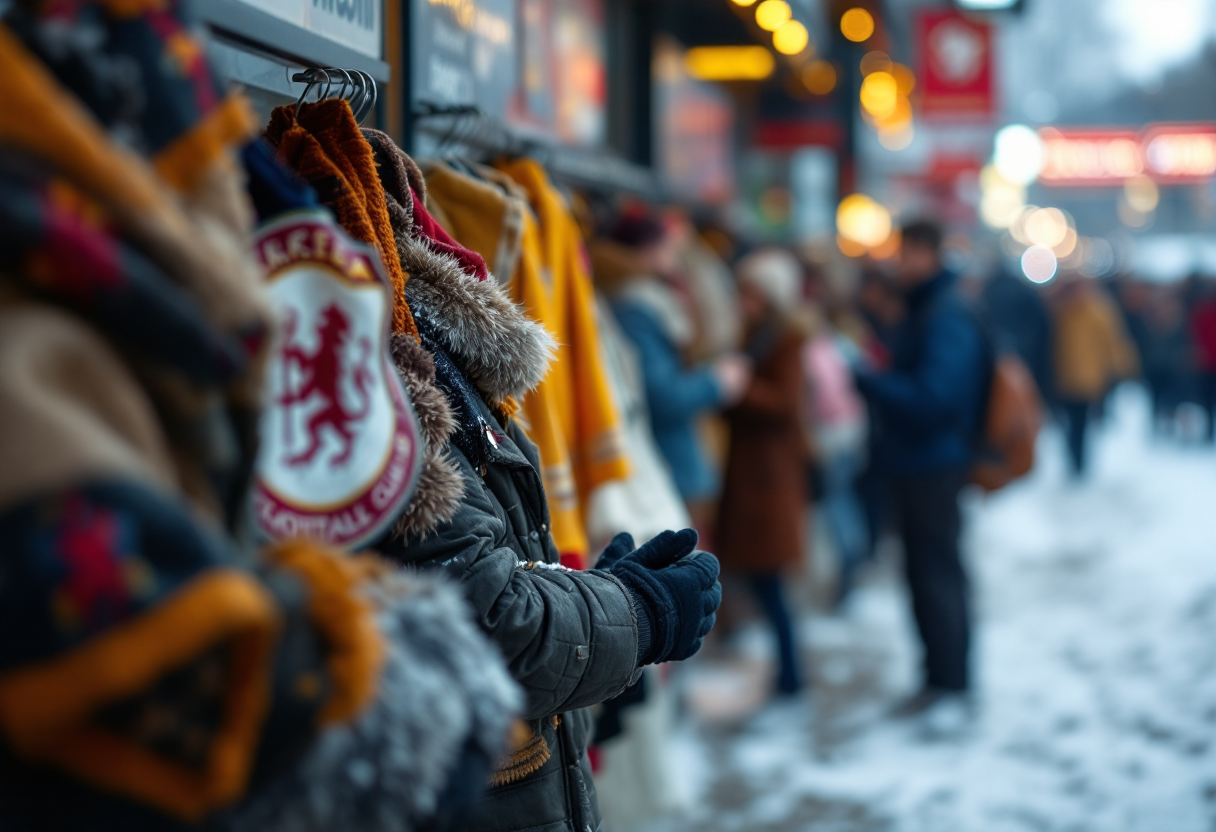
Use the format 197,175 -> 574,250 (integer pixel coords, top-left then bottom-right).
412,101 -> 659,198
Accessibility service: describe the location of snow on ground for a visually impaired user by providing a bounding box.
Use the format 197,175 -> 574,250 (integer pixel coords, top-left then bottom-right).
637,388 -> 1216,832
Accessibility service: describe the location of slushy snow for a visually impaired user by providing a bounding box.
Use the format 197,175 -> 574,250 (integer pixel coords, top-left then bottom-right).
638,388 -> 1216,832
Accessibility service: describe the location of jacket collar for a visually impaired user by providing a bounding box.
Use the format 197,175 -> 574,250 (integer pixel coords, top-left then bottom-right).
906,268 -> 956,310
364,134 -> 554,405
421,324 -> 533,472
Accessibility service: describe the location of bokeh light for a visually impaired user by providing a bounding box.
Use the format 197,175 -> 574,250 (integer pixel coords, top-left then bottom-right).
1023,207 -> 1070,249
802,60 -> 837,95
1124,175 -> 1160,213
840,7 -> 875,42
1021,245 -> 1059,284
837,234 -> 868,258
837,194 -> 892,248
981,187 -> 1026,229
869,229 -> 902,260
1053,227 -> 1079,258
860,72 -> 898,118
772,19 -> 809,55
994,124 -> 1045,186
1080,237 -> 1116,277
890,63 -> 916,95
755,0 -> 792,32
1009,205 -> 1039,245
860,51 -> 892,76
685,46 -> 776,81
878,124 -> 915,151
730,0 -> 758,5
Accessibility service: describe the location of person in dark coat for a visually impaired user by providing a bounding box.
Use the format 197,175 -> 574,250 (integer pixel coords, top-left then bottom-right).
1142,289 -> 1192,433
981,267 -> 1053,403
370,167 -> 723,832
715,249 -> 811,697
855,220 -> 988,731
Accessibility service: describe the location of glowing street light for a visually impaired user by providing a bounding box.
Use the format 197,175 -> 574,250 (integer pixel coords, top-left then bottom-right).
802,60 -> 837,95
685,46 -> 776,81
837,194 -> 892,248
773,19 -> 809,55
1021,245 -> 1058,284
840,7 -> 875,42
860,72 -> 898,118
993,124 -> 1044,186
755,0 -> 792,31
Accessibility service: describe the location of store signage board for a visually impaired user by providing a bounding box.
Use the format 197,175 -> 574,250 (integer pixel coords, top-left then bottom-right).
917,10 -> 994,120
411,0 -> 517,122
235,0 -> 381,58
1039,124 -> 1216,185
510,0 -> 606,146
654,38 -> 736,203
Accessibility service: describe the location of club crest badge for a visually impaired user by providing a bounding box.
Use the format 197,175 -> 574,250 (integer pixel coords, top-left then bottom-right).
252,211 -> 421,549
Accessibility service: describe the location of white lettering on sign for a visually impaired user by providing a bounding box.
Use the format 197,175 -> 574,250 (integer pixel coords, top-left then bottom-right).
227,0 -> 382,58
312,0 -> 376,30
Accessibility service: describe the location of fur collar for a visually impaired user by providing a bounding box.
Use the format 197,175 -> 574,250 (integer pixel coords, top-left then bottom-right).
387,333 -> 464,539
367,133 -> 552,539
400,235 -> 554,403
371,137 -> 554,403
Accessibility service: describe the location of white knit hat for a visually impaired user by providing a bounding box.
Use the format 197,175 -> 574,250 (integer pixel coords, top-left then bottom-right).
736,248 -> 803,310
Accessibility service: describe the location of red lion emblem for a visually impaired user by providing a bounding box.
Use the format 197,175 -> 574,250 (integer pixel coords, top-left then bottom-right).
279,303 -> 373,468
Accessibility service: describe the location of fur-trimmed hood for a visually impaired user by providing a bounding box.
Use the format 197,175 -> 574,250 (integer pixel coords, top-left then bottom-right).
361,131 -> 553,539
366,131 -> 554,404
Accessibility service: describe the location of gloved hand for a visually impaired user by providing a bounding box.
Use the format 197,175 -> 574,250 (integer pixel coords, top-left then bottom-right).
596,529 -> 722,666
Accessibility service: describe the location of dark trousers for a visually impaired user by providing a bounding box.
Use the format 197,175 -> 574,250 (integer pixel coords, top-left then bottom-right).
893,469 -> 970,692
1201,372 -> 1216,441
749,573 -> 801,694
1060,399 -> 1090,476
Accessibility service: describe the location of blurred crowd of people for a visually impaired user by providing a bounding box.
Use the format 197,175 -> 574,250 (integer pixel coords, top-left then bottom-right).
976,262 -> 1216,475
585,207 -> 1216,793
582,208 -> 1000,788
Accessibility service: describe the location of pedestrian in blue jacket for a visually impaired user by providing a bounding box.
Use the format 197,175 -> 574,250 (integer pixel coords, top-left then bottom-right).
855,220 -> 988,735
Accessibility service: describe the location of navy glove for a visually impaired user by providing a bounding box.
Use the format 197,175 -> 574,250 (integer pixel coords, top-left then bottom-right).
597,529 -> 722,666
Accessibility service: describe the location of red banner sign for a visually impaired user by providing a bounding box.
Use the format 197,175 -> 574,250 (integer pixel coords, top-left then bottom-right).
1039,128 -> 1143,186
917,10 -> 994,119
1039,124 -> 1216,185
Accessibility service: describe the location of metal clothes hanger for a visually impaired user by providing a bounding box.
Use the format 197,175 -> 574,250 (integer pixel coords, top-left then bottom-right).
291,67 -> 378,126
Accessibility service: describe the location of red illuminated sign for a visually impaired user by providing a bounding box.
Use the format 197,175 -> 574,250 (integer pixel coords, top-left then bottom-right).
1038,128 -> 1143,186
917,10 -> 994,119
1038,123 -> 1216,185
1143,124 -> 1216,183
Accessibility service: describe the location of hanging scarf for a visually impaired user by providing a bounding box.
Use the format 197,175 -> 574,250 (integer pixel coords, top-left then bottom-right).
264,100 -> 417,338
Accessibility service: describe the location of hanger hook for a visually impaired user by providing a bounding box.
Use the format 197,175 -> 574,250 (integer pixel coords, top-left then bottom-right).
354,70 -> 376,124
334,68 -> 353,103
293,67 -> 325,112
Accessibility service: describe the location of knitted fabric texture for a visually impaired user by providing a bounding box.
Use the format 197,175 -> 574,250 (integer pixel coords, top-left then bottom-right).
225,573 -> 521,832
264,101 -> 416,339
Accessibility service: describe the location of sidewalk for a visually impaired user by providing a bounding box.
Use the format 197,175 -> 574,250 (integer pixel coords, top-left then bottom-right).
638,387 -> 1216,832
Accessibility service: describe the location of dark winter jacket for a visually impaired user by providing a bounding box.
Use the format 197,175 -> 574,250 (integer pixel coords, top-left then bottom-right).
366,141 -> 641,832
381,337 -> 638,832
981,270 -> 1053,401
857,271 -> 988,477
612,291 -> 724,501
